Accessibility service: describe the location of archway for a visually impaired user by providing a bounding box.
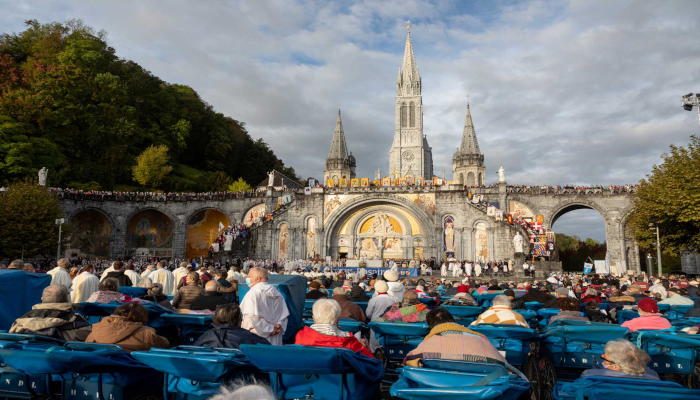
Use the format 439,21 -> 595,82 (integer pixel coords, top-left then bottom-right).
551,205 -> 607,272
186,209 -> 231,259
467,172 -> 475,186
126,209 -> 174,256
68,209 -> 112,257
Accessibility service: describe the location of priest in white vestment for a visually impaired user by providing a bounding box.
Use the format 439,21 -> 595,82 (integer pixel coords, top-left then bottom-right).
71,264 -> 99,303
240,268 -> 289,346
141,265 -> 156,279
124,264 -> 142,287
440,263 -> 448,277
48,259 -> 72,290
172,262 -> 189,290
149,262 -> 175,295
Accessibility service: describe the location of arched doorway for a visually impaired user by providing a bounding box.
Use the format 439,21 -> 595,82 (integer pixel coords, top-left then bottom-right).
126,209 -> 174,257
551,205 -> 607,272
68,210 -> 111,257
186,209 -> 231,259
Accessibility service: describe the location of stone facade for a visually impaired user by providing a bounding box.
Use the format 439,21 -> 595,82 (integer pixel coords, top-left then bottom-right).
60,185 -> 641,274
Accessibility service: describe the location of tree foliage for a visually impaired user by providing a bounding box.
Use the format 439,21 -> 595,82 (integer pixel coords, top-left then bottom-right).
628,136 -> 700,255
0,180 -> 70,259
228,177 -> 252,192
132,145 -> 172,188
555,233 -> 606,271
0,19 -> 300,190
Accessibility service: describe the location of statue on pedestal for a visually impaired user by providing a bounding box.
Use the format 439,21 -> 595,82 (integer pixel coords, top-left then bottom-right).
38,167 -> 48,186
267,171 -> 275,187
498,166 -> 505,183
513,232 -> 525,254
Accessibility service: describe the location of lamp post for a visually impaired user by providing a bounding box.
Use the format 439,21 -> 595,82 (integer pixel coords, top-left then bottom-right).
648,223 -> 662,276
55,218 -> 64,261
681,93 -> 700,129
645,253 -> 653,277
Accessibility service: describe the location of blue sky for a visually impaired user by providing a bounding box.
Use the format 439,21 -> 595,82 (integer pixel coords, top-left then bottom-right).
2,0 -> 699,242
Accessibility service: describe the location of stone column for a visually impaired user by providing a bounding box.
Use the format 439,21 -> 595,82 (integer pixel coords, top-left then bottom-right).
486,227 -> 495,263
171,222 -> 187,259
402,237 -> 410,259
110,218 -> 127,259
290,228 -> 298,259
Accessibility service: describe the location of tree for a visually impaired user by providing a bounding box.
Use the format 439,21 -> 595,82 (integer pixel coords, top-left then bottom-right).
629,136 -> 700,255
228,177 -> 252,192
0,180 -> 69,259
132,145 -> 172,188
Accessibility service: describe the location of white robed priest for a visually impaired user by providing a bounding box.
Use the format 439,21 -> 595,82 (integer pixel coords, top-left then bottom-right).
141,265 -> 156,279
172,262 -> 189,290
241,268 -> 289,346
48,258 -> 72,290
71,264 -> 99,303
465,262 -> 473,277
99,263 -> 115,281
124,264 -> 142,287
149,262 -> 175,295
440,262 -> 448,277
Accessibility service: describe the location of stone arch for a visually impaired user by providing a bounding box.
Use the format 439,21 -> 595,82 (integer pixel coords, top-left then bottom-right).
546,200 -> 608,228
322,194 -> 437,258
184,208 -> 232,259
67,208 -> 113,257
124,208 -> 177,252
458,173 -> 464,185
241,203 -> 267,226
467,172 -> 475,186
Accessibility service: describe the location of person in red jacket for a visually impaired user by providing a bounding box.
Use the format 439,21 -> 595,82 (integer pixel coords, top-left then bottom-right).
295,298 -> 374,359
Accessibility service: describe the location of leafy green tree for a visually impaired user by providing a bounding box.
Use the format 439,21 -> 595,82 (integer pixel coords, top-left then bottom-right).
132,145 -> 172,188
228,177 -> 252,192
629,136 -> 700,255
556,233 -> 606,271
0,180 -> 70,259
201,171 -> 233,191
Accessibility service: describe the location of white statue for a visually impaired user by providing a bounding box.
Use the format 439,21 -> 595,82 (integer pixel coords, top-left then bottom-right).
367,213 -> 397,235
38,167 -> 48,186
498,166 -> 505,183
267,171 -> 275,187
513,232 -> 525,254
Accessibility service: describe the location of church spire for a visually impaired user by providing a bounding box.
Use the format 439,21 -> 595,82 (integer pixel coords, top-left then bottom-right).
327,109 -> 348,160
397,21 -> 421,96
459,102 -> 481,155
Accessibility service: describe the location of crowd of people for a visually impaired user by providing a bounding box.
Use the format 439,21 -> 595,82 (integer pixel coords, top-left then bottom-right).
5,254 -> 699,398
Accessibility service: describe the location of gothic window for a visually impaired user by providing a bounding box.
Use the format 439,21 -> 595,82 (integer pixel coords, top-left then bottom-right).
409,103 -> 415,127
401,104 -> 408,127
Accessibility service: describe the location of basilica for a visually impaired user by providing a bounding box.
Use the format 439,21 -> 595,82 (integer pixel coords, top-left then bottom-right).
59,27 -> 640,274
323,26 -> 485,187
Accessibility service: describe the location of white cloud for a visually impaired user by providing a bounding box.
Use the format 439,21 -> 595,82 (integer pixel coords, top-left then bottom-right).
2,0 -> 699,240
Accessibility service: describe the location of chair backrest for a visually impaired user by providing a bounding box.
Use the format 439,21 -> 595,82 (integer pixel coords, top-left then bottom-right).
422,359 -> 508,375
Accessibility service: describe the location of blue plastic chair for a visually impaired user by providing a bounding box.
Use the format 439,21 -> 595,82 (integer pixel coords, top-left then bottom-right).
390,359 -> 530,400
119,286 -> 148,298
477,292 -> 504,308
0,334 -> 66,399
160,314 -> 213,345
439,306 -> 483,326
133,346 -> 264,400
240,344 -> 383,400
553,375 -> 694,399
524,302 -> 543,312
538,320 -> 630,397
537,309 -> 561,328
302,318 -> 367,334
0,341 -> 162,400
633,330 -> 700,385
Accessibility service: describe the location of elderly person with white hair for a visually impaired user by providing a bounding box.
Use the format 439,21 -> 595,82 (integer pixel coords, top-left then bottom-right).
190,280 -> 229,311
11,285 -> 91,341
48,258 -> 72,290
294,298 -> 374,358
581,339 -> 659,380
209,379 -> 275,400
471,295 -> 529,328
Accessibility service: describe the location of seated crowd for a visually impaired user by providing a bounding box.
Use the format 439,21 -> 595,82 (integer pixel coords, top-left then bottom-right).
12,259 -> 700,395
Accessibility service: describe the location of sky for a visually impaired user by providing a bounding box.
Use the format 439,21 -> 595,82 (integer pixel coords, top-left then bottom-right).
2,0 -> 699,242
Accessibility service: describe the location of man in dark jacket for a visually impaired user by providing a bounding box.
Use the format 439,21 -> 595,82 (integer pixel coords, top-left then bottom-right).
10,285 -> 91,341
214,270 -> 237,303
542,287 -> 569,309
306,281 -> 327,299
104,261 -> 132,287
687,281 -> 700,298
190,281 -> 230,311
194,303 -> 270,348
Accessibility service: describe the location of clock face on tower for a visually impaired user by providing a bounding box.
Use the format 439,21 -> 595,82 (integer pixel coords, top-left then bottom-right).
402,151 -> 414,162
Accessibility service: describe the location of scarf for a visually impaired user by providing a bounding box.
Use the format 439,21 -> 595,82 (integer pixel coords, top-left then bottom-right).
310,323 -> 350,337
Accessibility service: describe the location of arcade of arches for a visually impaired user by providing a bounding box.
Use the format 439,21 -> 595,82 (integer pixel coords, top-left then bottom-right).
186,209 -> 231,259
68,210 -> 111,257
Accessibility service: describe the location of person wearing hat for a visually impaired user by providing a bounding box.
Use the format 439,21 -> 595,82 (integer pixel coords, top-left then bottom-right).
375,270 -> 405,301
504,289 -> 525,310
306,281 -> 327,300
620,298 -> 672,332
366,280 -> 399,353
658,287 -> 694,306
542,287 -> 570,309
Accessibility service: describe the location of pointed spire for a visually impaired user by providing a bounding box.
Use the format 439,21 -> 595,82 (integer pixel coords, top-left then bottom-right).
397,25 -> 421,96
459,102 -> 481,155
327,109 -> 348,160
